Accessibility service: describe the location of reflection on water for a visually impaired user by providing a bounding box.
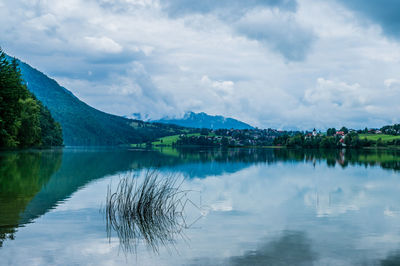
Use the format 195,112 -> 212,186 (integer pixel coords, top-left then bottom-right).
0,150 -> 62,247
105,171 -> 194,253
229,231 -> 316,266
0,147 -> 400,265
163,147 -> 400,173
193,231 -> 316,266
381,252 -> 400,266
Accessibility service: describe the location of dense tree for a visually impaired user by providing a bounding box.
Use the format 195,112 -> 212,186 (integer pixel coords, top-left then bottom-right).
221,136 -> 229,146
37,99 -> 63,146
175,135 -> 219,147
326,128 -> 336,136
0,48 -> 63,148
339,126 -> 349,134
200,128 -> 209,136
381,124 -> 400,135
17,98 -> 41,147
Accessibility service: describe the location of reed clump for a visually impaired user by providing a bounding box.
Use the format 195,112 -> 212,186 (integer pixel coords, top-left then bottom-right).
105,170 -> 187,253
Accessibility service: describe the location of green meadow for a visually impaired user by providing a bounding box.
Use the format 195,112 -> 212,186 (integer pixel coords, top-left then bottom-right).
151,133 -> 201,146
359,134 -> 400,142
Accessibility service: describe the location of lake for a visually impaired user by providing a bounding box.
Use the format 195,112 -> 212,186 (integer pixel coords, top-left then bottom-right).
1,147 -> 400,265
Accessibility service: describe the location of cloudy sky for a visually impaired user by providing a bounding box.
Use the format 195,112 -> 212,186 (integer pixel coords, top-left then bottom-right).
1,0 -> 400,129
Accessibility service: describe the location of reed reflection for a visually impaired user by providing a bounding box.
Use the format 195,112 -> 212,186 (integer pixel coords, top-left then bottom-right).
105,171 -> 201,253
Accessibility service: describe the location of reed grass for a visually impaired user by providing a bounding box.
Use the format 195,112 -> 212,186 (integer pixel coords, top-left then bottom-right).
105,170 -> 189,253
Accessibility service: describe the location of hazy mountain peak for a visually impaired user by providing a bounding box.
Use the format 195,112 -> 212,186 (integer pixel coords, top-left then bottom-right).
153,111 -> 254,130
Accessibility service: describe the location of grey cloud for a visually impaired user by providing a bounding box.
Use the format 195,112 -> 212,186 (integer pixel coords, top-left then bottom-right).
56,62 -> 177,119
160,0 -> 314,61
107,62 -> 177,117
33,50 -> 139,81
161,0 -> 298,18
234,10 -> 315,61
96,0 -> 154,14
336,0 -> 400,39
85,50 -> 144,65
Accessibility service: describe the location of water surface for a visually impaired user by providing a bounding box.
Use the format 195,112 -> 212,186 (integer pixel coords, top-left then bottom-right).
1,147 -> 400,265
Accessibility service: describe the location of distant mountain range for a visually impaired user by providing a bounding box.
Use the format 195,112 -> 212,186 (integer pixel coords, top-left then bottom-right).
15,56 -> 190,146
152,111 -> 254,130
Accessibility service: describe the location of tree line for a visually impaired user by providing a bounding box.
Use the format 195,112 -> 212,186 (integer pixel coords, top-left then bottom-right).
273,132 -> 395,148
0,49 -> 63,148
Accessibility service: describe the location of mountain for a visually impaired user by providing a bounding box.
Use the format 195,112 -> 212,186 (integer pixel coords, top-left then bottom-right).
152,111 -> 254,130
15,57 -> 190,146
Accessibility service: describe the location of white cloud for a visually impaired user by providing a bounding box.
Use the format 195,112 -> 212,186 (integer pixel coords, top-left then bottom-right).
201,75 -> 235,96
384,78 -> 400,89
84,36 -> 123,53
27,13 -> 59,31
304,78 -> 367,107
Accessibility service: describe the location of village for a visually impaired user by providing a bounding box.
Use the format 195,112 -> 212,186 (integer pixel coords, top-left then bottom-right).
169,126 -> 400,148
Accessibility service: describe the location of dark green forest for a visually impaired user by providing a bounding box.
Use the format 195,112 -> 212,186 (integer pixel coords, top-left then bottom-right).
0,49 -> 63,148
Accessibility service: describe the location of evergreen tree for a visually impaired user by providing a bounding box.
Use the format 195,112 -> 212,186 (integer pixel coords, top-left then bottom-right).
0,48 -> 63,148
17,98 -> 41,147
38,102 -> 63,146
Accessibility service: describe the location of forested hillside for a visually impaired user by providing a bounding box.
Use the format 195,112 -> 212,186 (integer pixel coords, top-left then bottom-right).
14,54 -> 191,146
0,50 -> 63,148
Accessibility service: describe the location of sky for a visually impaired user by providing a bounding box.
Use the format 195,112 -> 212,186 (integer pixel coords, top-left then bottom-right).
1,0 -> 400,130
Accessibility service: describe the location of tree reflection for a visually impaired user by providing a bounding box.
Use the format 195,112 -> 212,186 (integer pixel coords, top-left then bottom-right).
156,147 -> 400,173
0,150 -> 62,247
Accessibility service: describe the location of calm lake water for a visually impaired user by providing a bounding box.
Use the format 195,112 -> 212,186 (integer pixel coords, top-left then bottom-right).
1,147 -> 400,265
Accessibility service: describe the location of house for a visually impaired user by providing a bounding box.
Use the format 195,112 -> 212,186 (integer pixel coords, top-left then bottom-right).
305,133 -> 313,139
312,128 -> 317,137
336,131 -> 345,136
339,138 -> 346,146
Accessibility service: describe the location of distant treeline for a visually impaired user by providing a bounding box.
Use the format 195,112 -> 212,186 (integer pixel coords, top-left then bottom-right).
0,49 -> 63,148
381,124 -> 400,135
274,130 -> 400,149
169,126 -> 400,149
171,128 -> 283,147
273,132 -> 377,148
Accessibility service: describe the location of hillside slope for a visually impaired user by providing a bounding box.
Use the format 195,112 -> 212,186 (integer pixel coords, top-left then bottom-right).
16,59 -> 187,146
153,111 -> 254,130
